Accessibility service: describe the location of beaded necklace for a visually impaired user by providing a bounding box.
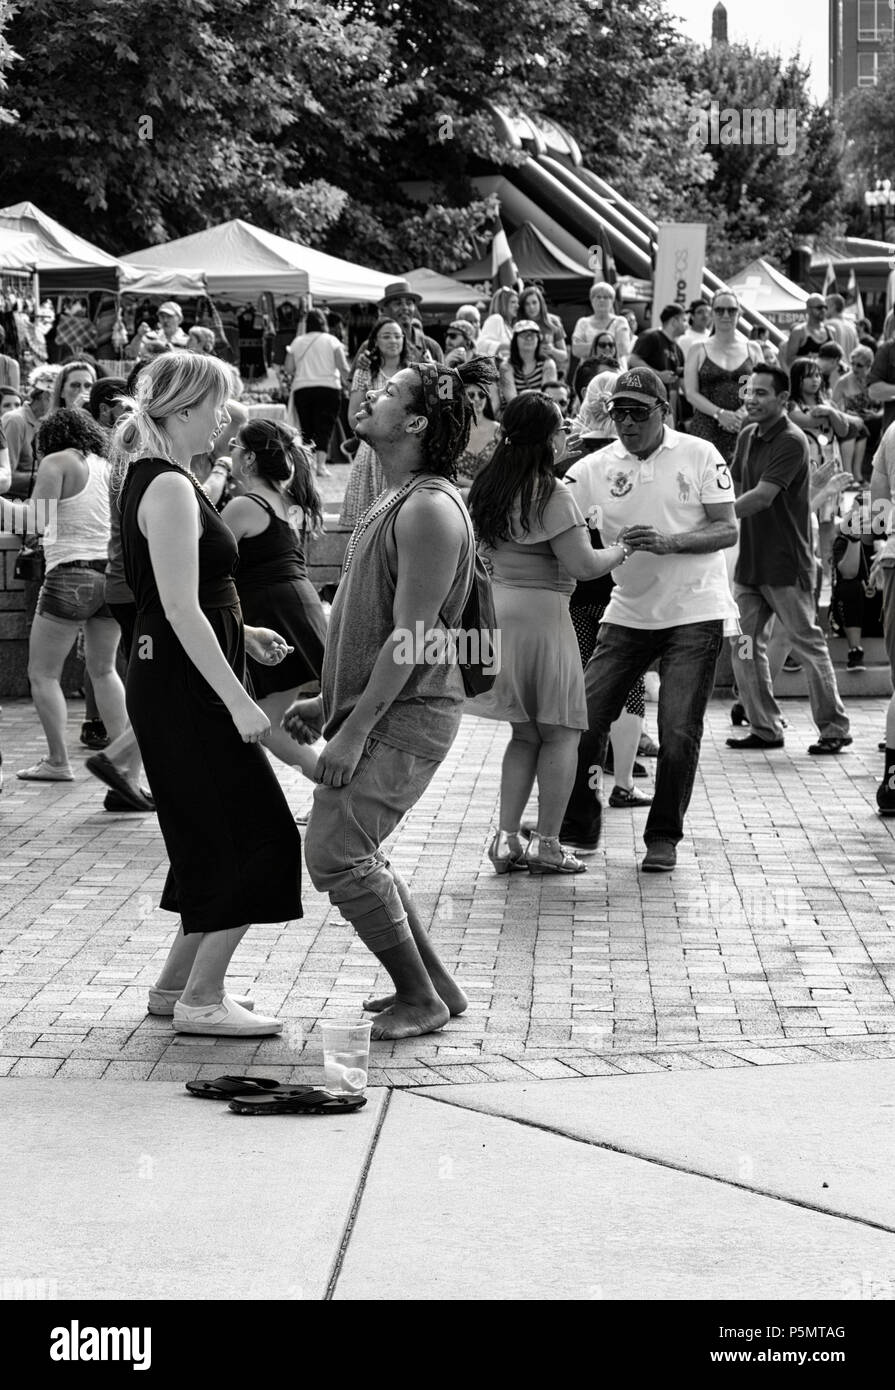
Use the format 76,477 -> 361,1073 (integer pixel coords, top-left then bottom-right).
158,453 -> 214,504
343,475 -> 421,574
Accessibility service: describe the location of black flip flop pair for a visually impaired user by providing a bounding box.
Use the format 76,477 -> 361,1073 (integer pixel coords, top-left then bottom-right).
185,1074 -> 366,1115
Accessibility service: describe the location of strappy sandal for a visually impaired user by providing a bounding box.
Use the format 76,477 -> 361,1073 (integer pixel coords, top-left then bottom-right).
524,833 -> 587,875
185,1075 -> 315,1101
228,1088 -> 367,1116
487,829 -> 528,874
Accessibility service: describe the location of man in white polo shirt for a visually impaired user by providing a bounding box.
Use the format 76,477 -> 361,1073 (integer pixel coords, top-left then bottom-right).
563,367 -> 739,872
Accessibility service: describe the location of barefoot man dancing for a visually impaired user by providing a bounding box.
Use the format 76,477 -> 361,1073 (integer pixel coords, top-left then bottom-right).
284,359 -> 495,1039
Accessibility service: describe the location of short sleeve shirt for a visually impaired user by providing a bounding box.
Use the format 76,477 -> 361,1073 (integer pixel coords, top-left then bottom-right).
730,416 -> 813,587
563,426 -> 739,630
483,480 -> 586,595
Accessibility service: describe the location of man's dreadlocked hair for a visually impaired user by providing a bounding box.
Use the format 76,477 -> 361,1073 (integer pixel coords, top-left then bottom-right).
407,356 -> 498,481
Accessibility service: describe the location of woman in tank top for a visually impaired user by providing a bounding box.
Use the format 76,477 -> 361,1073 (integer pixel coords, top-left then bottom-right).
0,407 -> 131,784
684,289 -> 764,463
222,419 -> 327,782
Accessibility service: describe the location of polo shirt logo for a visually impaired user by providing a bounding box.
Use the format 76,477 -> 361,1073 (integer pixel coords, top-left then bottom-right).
608,470 -> 634,497
677,471 -> 691,502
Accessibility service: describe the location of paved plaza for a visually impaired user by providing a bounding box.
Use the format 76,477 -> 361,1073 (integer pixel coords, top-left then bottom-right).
3,693 -> 895,1086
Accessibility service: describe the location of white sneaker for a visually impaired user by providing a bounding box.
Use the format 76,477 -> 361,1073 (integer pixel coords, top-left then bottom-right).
148,987 -> 255,1017
173,995 -> 282,1036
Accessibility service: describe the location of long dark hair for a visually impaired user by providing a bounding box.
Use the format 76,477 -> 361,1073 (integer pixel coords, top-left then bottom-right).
789,356 -> 825,406
587,332 -> 619,367
37,407 -> 108,461
405,356 -> 498,481
509,326 -> 545,373
238,419 -> 323,538
468,392 -> 562,547
365,317 -> 410,378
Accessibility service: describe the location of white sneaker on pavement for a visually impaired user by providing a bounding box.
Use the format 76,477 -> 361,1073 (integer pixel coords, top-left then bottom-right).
173,995 -> 282,1036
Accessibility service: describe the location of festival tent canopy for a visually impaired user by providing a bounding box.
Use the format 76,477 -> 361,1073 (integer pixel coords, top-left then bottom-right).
403,266 -> 477,314
728,258 -> 808,329
509,220 -> 592,281
0,226 -> 43,274
0,201 -> 205,296
126,219 -> 392,303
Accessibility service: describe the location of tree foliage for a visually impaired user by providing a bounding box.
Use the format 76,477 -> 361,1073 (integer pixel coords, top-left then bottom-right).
0,0 -> 848,277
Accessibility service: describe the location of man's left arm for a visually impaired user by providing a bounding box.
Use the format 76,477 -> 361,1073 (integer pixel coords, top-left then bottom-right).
314,491 -> 467,786
623,500 -> 737,555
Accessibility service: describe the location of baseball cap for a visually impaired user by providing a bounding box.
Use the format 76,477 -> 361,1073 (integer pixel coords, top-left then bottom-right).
511,319 -> 542,336
446,320 -> 476,347
610,367 -> 668,407
157,301 -> 183,321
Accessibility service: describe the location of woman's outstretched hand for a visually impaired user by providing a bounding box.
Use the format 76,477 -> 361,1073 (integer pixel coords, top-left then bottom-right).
245,626 -> 293,666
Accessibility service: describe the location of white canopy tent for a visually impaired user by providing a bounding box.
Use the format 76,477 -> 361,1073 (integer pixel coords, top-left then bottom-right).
125,219 -> 392,303
0,202 -> 205,296
728,258 -> 808,330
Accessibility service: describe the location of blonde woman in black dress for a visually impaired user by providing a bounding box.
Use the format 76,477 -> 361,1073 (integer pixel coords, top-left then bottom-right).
112,354 -> 302,1037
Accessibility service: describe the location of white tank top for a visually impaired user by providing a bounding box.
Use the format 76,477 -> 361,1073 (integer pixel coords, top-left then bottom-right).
44,452 -> 111,572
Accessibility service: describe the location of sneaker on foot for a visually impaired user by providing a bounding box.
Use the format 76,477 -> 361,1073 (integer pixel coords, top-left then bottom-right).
173,995 -> 281,1035
846,647 -> 865,671
608,786 -> 653,808
782,657 -> 802,672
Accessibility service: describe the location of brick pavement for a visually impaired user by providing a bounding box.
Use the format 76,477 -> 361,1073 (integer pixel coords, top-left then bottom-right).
2,695 -> 895,1086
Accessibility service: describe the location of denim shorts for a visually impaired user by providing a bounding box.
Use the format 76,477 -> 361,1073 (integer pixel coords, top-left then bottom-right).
37,565 -> 113,622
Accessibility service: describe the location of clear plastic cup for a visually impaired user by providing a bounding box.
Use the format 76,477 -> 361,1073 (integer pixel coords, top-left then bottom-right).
320,1019 -> 372,1096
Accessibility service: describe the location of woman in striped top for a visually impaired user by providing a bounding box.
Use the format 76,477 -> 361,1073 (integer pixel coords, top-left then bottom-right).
499,320 -> 558,410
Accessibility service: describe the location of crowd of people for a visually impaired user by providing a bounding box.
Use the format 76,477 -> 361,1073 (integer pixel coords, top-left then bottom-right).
2,272 -> 895,1043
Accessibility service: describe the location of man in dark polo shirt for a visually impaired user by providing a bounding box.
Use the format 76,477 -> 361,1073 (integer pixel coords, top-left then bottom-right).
629,305 -> 686,424
868,337 -> 895,437
727,363 -> 851,754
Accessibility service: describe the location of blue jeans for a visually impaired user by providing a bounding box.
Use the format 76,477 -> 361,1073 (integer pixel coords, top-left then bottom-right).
732,581 -> 849,743
303,736 -> 441,953
565,620 -> 724,846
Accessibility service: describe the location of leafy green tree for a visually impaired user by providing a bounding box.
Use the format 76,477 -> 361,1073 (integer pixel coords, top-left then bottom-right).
840,53 -> 895,238
0,0 -> 412,252
0,0 -> 16,127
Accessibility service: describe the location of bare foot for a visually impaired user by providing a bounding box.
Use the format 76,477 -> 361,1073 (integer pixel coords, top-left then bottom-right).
364,979 -> 467,1017
369,998 -> 450,1040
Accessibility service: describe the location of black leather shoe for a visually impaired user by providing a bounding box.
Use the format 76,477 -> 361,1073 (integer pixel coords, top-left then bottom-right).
726,734 -> 784,749
807,736 -> 852,755
80,719 -> 110,750
103,788 -> 155,813
559,805 -> 602,852
641,839 -> 677,872
730,702 -> 748,726
877,785 -> 895,816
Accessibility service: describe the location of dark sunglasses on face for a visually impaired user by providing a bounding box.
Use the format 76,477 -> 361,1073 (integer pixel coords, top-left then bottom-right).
607,402 -> 659,422
714,306 -> 738,316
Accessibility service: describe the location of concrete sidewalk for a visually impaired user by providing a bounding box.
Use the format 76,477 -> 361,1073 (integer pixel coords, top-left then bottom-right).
3,1059 -> 894,1301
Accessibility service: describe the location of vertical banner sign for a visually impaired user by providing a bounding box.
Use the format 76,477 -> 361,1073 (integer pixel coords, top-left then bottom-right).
652,224 -> 707,328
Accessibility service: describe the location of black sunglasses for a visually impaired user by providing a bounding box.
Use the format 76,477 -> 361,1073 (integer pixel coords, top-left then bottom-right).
607,402 -> 660,422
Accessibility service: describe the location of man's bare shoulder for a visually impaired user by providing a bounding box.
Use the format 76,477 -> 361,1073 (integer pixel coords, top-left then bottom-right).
394,484 -> 467,538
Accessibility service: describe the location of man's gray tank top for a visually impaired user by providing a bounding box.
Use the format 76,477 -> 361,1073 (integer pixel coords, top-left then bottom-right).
322,475 -> 475,761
